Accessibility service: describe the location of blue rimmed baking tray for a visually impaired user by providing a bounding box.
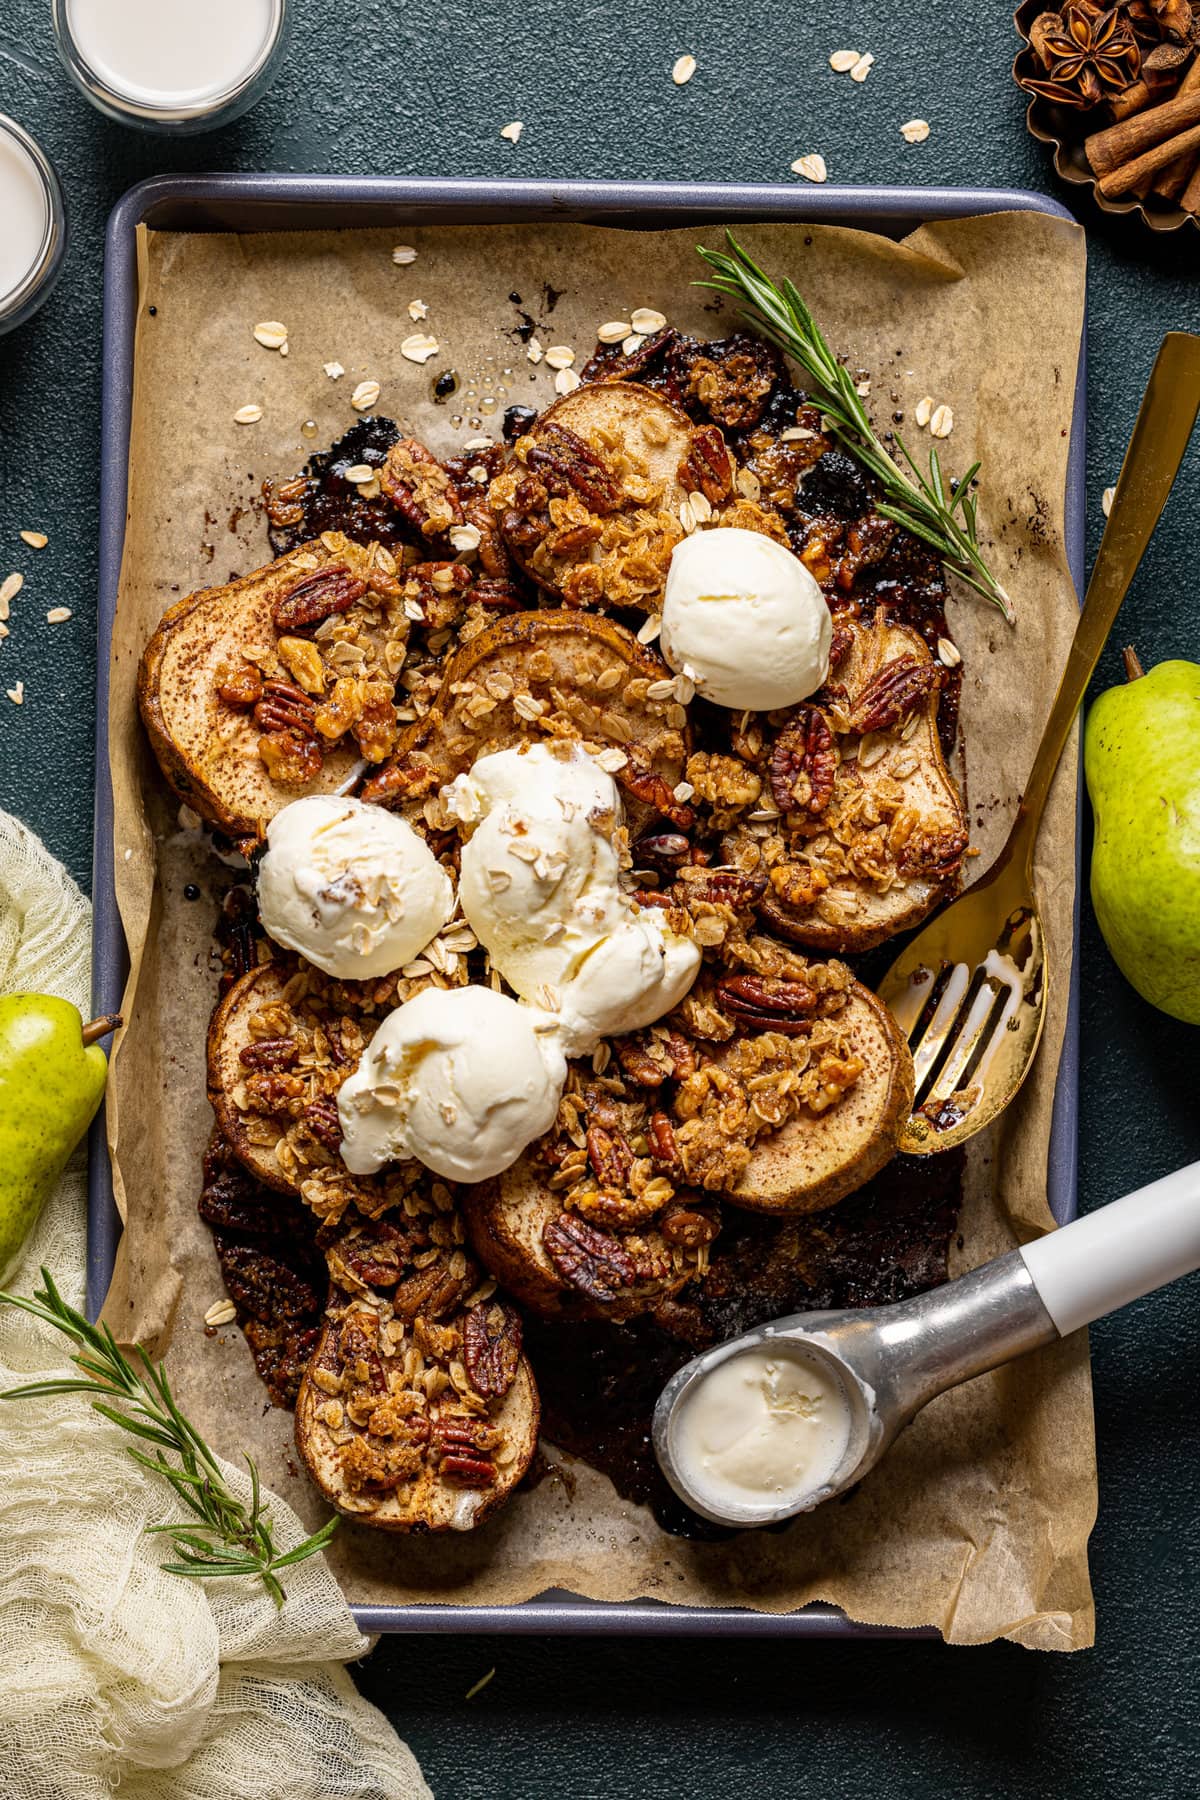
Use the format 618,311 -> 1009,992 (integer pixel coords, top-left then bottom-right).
89,175 -> 1086,1638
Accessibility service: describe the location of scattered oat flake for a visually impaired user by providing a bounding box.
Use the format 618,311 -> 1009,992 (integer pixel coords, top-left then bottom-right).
597,320 -> 631,344
233,403 -> 263,425
450,524 -> 483,553
526,338 -> 544,364
253,320 -> 288,349
914,395 -> 934,429
631,308 -> 666,335
850,52 -> 875,82
351,379 -> 381,410
204,1298 -> 237,1328
829,49 -> 861,72
900,118 -> 931,144
20,530 -> 47,550
930,403 -> 954,439
554,367 -> 581,395
500,121 -> 524,143
401,334 -> 440,364
1,572 -> 23,608
408,298 -> 429,322
855,379 -> 871,397
392,245 -> 418,264
343,464 -> 374,484
672,53 -> 696,85
1102,485 -> 1115,517
46,607 -> 71,624
323,360 -> 345,379
6,681 -> 23,705
622,333 -> 646,356
544,344 -> 575,370
637,614 -> 662,645
937,636 -> 962,668
465,1668 -> 496,1702
464,436 -> 493,451
791,154 -> 828,184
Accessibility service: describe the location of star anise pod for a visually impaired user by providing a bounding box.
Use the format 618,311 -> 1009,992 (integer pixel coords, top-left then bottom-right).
1022,3 -> 1142,107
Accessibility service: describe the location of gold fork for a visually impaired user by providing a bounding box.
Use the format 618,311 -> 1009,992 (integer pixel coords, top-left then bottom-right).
877,332 -> 1200,1155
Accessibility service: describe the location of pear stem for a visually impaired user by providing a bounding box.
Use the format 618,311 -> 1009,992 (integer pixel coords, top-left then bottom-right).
81,1013 -> 122,1047
1122,645 -> 1146,681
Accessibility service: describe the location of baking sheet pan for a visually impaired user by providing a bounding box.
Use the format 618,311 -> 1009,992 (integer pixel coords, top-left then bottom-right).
88,175 -> 1086,1637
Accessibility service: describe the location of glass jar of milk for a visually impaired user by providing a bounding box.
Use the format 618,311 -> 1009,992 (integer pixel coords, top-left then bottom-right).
52,0 -> 288,132
0,116 -> 66,335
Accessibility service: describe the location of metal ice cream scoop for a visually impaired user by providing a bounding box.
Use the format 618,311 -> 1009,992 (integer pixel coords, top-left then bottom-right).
653,1161 -> 1200,1529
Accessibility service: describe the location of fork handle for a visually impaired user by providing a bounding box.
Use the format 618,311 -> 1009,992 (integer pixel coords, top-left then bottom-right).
1012,332 -> 1200,865
1020,1162 -> 1200,1337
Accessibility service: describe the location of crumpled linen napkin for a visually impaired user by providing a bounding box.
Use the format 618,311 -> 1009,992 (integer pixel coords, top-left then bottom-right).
0,811 -> 431,1800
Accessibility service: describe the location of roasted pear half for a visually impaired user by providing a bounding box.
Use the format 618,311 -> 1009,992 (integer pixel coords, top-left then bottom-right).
295,1217 -> 539,1531
754,616 -> 968,954
138,534 -> 408,842
487,380 -> 787,613
362,607 -> 692,830
713,984 -> 914,1216
206,960 -> 453,1229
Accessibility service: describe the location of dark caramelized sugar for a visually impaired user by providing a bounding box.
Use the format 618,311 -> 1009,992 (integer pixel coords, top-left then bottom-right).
264,416 -> 405,556
529,1149 -> 964,1536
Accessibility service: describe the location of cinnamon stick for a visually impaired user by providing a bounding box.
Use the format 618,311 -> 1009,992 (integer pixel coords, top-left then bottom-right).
1180,154 -> 1200,212
1152,57 -> 1200,200
1086,84 -> 1200,175
1098,120 -> 1200,195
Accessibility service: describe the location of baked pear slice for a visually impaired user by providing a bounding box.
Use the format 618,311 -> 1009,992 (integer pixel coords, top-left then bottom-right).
362,608 -> 692,829
463,1158 -> 714,1323
711,985 -> 914,1216
207,960 -> 455,1226
295,1218 -> 539,1532
755,617 -> 968,954
138,533 -> 407,843
488,380 -> 766,613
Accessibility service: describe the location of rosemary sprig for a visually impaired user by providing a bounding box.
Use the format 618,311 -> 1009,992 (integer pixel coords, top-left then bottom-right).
695,234 -> 1013,621
0,1268 -> 338,1607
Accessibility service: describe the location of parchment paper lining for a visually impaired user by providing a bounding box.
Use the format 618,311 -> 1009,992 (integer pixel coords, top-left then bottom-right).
103,212 -> 1095,1650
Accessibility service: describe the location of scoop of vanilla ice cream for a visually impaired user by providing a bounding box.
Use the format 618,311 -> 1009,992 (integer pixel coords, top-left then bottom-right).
661,527 -> 831,711
257,795 -> 454,979
446,742 -> 700,1055
337,985 -> 567,1181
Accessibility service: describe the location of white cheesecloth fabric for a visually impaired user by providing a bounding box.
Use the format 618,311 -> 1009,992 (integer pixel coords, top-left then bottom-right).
0,812 -> 432,1800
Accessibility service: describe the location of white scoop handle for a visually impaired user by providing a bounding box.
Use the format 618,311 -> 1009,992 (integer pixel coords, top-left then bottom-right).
1020,1161 -> 1200,1337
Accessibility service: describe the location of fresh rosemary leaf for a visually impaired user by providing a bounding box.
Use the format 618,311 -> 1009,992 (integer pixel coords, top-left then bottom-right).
0,1268 -> 338,1607
695,234 -> 1014,621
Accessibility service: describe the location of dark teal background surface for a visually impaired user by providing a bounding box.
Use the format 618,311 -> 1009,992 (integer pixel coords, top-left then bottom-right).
2,2 -> 1198,1794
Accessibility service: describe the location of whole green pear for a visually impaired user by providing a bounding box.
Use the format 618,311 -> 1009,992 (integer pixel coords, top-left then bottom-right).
1085,652 -> 1200,1024
0,998 -> 119,1285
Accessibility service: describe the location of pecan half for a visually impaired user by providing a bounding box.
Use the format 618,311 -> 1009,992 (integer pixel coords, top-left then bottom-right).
217,662 -> 264,710
715,973 -> 818,1035
238,1036 -> 298,1072
850,656 -> 946,734
631,830 -> 692,868
618,749 -> 695,830
612,1030 -> 698,1087
254,678 -> 317,735
543,1214 -> 638,1302
303,1095 -> 343,1151
434,1417 -> 497,1487
659,1199 -> 720,1249
271,564 -> 366,633
647,1111 -> 681,1171
472,577 -> 526,610
526,424 -> 622,512
380,438 -> 464,537
340,1312 -> 388,1394
590,1124 -> 640,1186
463,1300 -> 523,1400
829,615 -> 855,670
897,822 -> 969,880
770,708 -> 838,816
676,867 -> 766,910
678,424 -> 734,504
